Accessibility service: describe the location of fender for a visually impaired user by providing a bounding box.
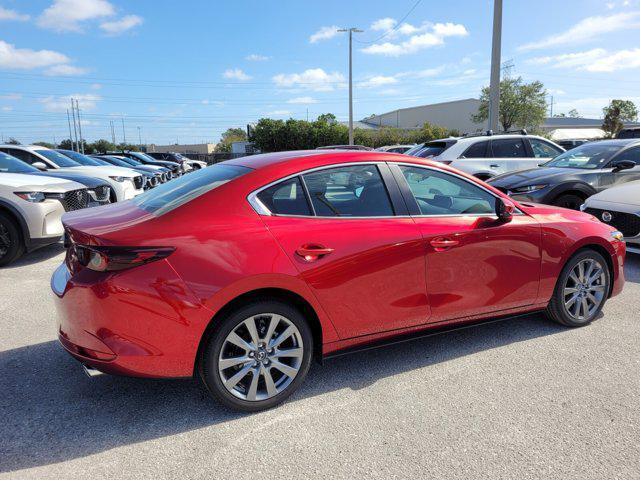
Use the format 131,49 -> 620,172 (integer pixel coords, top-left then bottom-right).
547,181 -> 597,201
0,199 -> 30,247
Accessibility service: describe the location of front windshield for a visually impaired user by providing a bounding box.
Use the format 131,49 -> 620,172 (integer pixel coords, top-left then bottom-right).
404,144 -> 425,156
100,156 -> 131,167
130,152 -> 157,162
116,156 -> 141,166
0,152 -> 38,173
34,149 -> 81,168
543,144 -> 621,169
58,149 -> 104,166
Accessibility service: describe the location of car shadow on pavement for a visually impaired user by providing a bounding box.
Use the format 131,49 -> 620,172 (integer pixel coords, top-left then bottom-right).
0,312 -> 569,473
4,242 -> 65,269
624,253 -> 640,284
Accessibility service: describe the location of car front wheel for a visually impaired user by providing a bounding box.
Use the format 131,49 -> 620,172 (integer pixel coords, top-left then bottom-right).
546,249 -> 610,327
553,193 -> 584,210
199,299 -> 313,412
0,212 -> 25,267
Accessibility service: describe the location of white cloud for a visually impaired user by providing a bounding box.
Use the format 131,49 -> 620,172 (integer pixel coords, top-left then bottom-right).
223,68 -> 251,81
0,93 -> 23,100
246,53 -> 269,61
527,48 -> 640,72
397,66 -> 445,78
518,12 -> 640,51
362,22 -> 468,56
99,14 -> 143,35
39,93 -> 101,112
309,25 -> 340,43
1,106 -> 13,112
37,0 -> 115,32
44,64 -> 89,76
371,18 -> 396,31
358,75 -> 398,88
266,110 -> 292,116
0,40 -> 69,69
273,68 -> 345,91
90,83 -> 102,90
0,6 -> 30,21
287,96 -> 318,104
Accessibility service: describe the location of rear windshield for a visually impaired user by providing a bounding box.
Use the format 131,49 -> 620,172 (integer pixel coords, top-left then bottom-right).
413,141 -> 455,158
132,163 -> 251,215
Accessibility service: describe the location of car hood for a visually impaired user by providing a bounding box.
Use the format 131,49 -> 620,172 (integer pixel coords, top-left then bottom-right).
28,171 -> 110,188
488,167 -> 585,188
584,179 -> 640,207
0,172 -> 84,190
62,165 -> 139,177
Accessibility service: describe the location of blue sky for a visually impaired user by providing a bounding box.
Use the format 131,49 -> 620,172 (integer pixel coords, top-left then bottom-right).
0,0 -> 639,145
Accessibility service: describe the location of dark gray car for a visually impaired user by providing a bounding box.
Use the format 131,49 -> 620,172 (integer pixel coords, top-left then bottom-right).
487,139 -> 640,209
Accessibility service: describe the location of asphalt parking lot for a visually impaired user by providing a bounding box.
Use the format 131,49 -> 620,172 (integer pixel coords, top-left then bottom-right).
1,244 -> 639,479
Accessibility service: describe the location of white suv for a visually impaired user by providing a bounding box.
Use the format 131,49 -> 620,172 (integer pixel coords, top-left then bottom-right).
407,132 -> 565,180
0,173 -> 89,266
0,145 -> 144,202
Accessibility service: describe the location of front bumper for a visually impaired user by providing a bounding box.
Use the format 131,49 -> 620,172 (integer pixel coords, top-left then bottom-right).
51,259 -> 212,378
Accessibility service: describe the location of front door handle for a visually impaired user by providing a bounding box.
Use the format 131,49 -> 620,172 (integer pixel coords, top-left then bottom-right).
296,244 -> 334,261
490,164 -> 500,168
430,237 -> 459,251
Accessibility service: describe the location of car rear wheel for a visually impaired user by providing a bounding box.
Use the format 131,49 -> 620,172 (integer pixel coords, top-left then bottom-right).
553,193 -> 584,210
0,212 -> 25,267
199,299 -> 313,412
546,249 -> 610,327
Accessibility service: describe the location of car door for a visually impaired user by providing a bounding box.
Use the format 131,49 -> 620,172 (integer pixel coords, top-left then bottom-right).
598,147 -> 640,189
489,138 -> 538,175
255,163 -> 430,338
390,163 -> 542,323
454,140 -> 491,176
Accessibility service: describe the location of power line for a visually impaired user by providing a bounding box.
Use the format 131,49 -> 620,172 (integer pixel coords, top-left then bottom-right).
354,0 -> 423,44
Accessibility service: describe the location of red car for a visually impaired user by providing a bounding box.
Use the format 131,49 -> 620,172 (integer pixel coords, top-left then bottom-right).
52,151 -> 626,411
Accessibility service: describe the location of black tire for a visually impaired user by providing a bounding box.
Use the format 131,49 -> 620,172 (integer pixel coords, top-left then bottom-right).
0,212 -> 25,267
553,193 -> 584,210
198,299 -> 313,412
546,249 -> 610,327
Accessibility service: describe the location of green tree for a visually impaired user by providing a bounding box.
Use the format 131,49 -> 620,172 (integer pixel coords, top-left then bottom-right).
58,139 -> 74,150
568,109 -> 580,118
215,127 -> 248,152
472,76 -> 547,132
603,99 -> 638,122
602,106 -> 624,137
33,141 -> 56,148
90,139 -> 116,153
6,137 -> 20,145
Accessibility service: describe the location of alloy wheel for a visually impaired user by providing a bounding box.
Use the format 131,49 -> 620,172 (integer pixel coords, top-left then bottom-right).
563,258 -> 607,321
218,313 -> 304,402
0,223 -> 10,259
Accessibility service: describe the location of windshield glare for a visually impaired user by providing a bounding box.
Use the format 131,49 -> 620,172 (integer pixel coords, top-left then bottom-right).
57,150 -> 104,166
34,149 -> 81,168
543,144 -> 621,169
0,152 -> 39,173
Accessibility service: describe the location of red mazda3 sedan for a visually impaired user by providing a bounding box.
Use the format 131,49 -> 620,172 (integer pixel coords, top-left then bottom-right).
52,150 -> 625,411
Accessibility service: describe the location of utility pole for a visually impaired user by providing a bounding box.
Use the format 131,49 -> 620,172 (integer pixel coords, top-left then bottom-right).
338,27 -> 363,145
75,99 -> 84,153
110,120 -> 116,144
121,118 -> 126,144
137,126 -> 142,147
488,0 -> 502,132
67,109 -> 74,149
70,98 -> 79,152
549,95 -> 554,117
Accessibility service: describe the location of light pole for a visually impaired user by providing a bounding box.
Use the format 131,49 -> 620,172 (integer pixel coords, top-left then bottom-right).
488,0 -> 502,132
137,126 -> 142,147
338,27 -> 362,145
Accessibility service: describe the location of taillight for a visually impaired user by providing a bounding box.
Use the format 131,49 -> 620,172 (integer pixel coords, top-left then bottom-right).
75,245 -> 175,272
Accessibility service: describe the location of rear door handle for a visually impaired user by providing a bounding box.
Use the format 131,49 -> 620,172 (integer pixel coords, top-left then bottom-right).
296,244 -> 334,261
430,238 -> 459,251
490,164 -> 500,168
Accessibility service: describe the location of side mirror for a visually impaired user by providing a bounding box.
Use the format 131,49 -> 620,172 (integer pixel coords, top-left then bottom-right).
611,159 -> 635,172
32,161 -> 48,171
495,197 -> 515,222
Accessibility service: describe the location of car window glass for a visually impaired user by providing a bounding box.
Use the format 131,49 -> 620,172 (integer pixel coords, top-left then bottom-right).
4,148 -> 38,164
399,166 -> 496,215
257,177 -> 312,216
302,164 -> 394,217
0,152 -> 38,173
461,140 -> 489,158
617,147 -> 640,165
529,138 -> 562,158
491,139 -> 527,158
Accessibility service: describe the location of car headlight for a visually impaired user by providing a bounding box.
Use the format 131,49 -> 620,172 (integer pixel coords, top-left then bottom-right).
611,230 -> 624,241
512,184 -> 547,193
109,176 -> 126,182
14,191 -> 46,202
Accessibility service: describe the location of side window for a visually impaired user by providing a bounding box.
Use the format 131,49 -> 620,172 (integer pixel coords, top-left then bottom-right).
4,149 -> 34,164
529,138 -> 562,158
461,140 -> 489,158
257,177 -> 312,216
399,166 -> 496,215
302,164 -> 394,217
616,147 -> 640,165
491,139 -> 527,158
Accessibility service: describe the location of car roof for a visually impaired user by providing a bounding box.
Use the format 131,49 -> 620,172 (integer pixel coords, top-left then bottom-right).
226,150 -> 338,169
589,139 -> 640,147
0,144 -> 50,151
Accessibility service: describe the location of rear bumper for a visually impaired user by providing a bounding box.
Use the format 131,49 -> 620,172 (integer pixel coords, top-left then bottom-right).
51,260 -> 212,378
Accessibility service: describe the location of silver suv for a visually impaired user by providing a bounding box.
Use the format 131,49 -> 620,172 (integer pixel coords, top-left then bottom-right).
0,172 -> 90,266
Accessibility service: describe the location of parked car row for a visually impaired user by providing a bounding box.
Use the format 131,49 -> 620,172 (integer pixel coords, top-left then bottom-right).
402,131 -> 640,251
0,145 -> 201,266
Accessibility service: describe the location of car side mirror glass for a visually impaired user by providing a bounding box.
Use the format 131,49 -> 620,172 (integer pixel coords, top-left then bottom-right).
611,159 -> 635,172
495,197 -> 514,222
32,161 -> 47,171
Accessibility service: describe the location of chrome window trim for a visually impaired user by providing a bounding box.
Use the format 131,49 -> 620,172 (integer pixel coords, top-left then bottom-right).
247,160 -> 523,218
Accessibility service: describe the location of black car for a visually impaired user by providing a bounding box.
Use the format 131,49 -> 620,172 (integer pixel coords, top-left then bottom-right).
0,151 -> 111,206
114,151 -> 182,178
94,154 -> 172,183
90,155 -> 162,188
488,139 -> 640,210
617,127 -> 640,139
